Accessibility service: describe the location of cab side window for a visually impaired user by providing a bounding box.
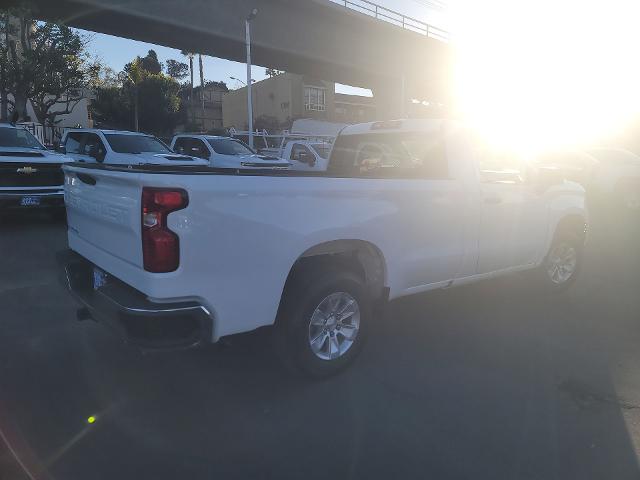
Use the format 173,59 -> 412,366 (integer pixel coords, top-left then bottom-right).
190,138 -> 210,159
173,137 -> 189,155
64,132 -> 84,154
477,147 -> 526,185
83,133 -> 107,162
290,144 -> 312,160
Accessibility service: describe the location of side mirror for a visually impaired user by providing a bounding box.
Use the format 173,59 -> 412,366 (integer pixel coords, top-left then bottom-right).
56,144 -> 66,154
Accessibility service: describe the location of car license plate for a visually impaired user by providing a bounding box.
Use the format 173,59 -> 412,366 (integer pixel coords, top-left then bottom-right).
93,267 -> 108,290
20,196 -> 40,207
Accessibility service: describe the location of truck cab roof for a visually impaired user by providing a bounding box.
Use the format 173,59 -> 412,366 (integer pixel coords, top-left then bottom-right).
339,119 -> 455,136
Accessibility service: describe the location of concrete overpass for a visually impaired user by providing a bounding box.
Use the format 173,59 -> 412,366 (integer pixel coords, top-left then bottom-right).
20,0 -> 452,117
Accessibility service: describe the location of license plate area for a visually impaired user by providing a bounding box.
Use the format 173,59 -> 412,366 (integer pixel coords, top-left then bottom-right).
20,196 -> 41,206
93,267 -> 109,290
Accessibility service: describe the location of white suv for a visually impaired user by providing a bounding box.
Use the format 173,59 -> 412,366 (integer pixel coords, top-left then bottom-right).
60,129 -> 207,166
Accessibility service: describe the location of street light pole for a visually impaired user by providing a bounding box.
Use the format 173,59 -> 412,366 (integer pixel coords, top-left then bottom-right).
245,8 -> 258,149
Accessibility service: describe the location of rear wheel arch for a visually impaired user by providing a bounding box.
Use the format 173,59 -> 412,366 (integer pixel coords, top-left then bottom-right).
277,240 -> 387,318
553,214 -> 587,244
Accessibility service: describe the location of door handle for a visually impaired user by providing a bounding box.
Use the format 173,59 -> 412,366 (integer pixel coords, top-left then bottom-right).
484,196 -> 502,204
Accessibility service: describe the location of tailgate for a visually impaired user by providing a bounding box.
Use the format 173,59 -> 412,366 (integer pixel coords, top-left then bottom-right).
64,165 -> 143,267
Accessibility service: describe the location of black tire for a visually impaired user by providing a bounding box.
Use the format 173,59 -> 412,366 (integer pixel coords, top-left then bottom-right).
537,231 -> 583,293
274,266 -> 370,379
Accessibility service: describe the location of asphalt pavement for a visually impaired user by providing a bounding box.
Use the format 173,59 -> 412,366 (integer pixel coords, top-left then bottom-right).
1,204 -> 640,480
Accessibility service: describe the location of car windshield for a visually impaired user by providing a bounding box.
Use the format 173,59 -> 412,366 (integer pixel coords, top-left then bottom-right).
310,143 -> 331,159
207,138 -> 254,155
104,133 -> 171,153
0,126 -> 45,149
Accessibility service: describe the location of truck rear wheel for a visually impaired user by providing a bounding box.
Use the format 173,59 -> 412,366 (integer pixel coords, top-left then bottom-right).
275,267 -> 369,379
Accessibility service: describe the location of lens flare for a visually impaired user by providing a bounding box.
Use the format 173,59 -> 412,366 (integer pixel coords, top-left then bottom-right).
450,0 -> 640,154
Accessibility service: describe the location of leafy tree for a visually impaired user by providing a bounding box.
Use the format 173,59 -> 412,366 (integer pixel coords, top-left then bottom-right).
0,11 -> 11,121
91,84 -> 132,130
140,49 -> 162,74
92,55 -> 181,136
1,10 -> 99,124
265,67 -> 282,78
205,80 -> 228,92
135,73 -> 181,135
166,59 -> 188,80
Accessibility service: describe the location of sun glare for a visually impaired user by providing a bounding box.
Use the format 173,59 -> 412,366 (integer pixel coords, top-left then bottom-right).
449,0 -> 640,154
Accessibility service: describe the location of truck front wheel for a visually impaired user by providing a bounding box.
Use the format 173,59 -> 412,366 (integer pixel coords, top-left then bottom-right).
275,267 -> 370,378
539,231 -> 583,292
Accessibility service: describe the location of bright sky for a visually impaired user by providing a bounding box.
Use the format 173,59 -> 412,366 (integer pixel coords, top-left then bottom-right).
82,0 -> 445,96
451,0 -> 640,152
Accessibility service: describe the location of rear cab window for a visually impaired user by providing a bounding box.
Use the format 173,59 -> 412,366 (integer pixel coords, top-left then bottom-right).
328,131 -> 449,179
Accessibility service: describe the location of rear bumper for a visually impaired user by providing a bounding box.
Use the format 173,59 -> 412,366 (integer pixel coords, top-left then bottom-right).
61,250 -> 213,350
0,189 -> 65,209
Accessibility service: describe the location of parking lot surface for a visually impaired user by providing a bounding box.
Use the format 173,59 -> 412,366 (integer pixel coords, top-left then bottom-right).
1,206 -> 640,479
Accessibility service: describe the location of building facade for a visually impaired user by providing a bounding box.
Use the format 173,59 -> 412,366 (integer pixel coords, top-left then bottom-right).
222,73 -> 377,131
180,82 -> 227,132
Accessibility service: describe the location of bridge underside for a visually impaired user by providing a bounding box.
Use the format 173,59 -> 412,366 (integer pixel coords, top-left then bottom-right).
15,0 -> 451,115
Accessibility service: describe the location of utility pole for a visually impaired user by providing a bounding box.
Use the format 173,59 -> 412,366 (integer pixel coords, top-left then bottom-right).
199,53 -> 205,130
245,8 -> 258,148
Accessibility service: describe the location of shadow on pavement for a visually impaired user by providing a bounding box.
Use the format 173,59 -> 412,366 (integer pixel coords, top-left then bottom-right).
0,202 -> 639,479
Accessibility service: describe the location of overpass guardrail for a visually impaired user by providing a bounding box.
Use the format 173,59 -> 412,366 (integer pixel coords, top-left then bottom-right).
329,0 -> 449,42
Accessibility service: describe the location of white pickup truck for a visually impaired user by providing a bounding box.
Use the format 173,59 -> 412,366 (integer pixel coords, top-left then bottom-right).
0,123 -> 72,215
60,129 -> 205,166
537,148 -> 640,210
278,140 -> 332,171
170,134 -> 290,169
62,119 -> 587,378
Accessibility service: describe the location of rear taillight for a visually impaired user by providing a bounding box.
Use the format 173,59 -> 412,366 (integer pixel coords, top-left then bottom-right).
142,187 -> 188,273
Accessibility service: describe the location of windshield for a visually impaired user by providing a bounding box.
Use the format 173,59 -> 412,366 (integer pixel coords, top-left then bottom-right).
104,134 -> 171,154
310,143 -> 331,159
0,126 -> 45,149
207,138 -> 254,155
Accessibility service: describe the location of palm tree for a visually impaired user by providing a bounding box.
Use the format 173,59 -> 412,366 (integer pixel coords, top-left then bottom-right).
181,50 -> 195,126
198,53 -> 205,129
123,58 -> 144,131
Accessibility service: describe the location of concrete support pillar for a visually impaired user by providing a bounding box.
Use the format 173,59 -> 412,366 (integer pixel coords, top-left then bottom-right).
371,75 -> 408,120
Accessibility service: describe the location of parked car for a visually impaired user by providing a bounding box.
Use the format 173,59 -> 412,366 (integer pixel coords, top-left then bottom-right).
535,148 -> 640,210
60,129 -> 207,166
61,119 -> 587,378
280,140 -> 332,171
170,134 -> 290,169
0,123 -> 72,215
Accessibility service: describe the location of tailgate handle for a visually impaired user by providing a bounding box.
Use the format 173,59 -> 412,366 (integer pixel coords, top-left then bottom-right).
77,173 -> 97,185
